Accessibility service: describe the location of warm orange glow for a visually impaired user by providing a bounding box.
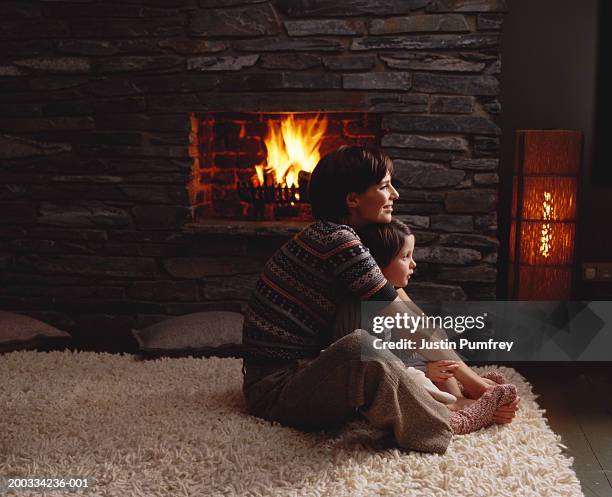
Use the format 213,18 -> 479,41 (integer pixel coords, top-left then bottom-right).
253,114 -> 327,187
254,164 -> 264,187
509,129 -> 583,301
521,177 -> 576,220
517,222 -> 575,265
539,191 -> 553,257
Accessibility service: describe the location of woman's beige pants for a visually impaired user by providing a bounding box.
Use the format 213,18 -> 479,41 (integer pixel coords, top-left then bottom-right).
243,329 -> 453,454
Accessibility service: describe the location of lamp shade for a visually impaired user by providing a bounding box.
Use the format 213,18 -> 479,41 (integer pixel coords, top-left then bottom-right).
508,130 -> 582,300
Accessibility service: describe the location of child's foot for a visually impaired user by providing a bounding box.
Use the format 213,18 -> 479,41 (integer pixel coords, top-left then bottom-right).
458,369 -> 507,398
449,384 -> 518,435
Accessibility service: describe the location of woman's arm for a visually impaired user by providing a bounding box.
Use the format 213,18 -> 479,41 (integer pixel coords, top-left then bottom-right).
378,296 -> 461,361
396,288 -> 412,303
384,290 -> 492,399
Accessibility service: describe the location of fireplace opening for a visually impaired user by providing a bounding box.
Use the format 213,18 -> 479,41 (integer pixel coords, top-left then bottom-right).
188,112 -> 382,222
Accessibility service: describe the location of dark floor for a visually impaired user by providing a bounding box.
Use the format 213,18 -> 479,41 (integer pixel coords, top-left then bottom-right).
516,364 -> 612,497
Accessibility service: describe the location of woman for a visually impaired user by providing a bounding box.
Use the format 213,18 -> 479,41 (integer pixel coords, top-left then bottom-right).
242,146 -> 518,454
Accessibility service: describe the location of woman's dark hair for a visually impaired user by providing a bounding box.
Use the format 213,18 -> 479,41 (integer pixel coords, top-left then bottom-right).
308,145 -> 394,221
357,219 -> 413,268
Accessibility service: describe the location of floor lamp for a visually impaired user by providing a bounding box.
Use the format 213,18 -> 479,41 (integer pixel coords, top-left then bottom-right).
508,129 -> 583,300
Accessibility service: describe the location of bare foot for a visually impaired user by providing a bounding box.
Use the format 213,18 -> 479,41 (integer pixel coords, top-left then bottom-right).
462,377 -> 494,400
481,377 -> 500,390
457,370 -> 507,398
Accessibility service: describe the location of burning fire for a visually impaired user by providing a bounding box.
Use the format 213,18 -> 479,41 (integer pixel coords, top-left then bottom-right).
254,114 -> 327,188
539,191 -> 553,257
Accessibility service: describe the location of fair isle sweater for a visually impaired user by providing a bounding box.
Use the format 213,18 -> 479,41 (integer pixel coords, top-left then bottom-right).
242,220 -> 398,360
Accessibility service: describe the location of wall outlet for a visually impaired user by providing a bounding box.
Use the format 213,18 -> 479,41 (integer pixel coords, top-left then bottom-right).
582,262 -> 612,281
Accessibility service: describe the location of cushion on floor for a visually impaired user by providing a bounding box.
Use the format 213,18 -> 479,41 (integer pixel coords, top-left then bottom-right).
0,310 -> 72,353
132,311 -> 244,358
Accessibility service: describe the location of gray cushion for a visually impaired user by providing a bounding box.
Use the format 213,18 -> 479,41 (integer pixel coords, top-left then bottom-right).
0,311 -> 72,353
132,311 -> 244,358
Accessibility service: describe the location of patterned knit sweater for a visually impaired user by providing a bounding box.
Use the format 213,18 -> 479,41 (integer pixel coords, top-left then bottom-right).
242,220 -> 398,360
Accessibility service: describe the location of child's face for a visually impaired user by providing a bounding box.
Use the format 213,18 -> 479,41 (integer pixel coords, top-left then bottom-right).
382,234 -> 416,288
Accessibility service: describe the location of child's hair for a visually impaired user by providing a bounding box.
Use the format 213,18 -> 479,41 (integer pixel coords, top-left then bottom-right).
357,219 -> 413,268
308,145 -> 393,221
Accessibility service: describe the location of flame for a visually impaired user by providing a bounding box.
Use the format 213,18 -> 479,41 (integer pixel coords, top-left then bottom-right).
253,114 -> 327,188
539,191 -> 553,257
254,164 -> 264,187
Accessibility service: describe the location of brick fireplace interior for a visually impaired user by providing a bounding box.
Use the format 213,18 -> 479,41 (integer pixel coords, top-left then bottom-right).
190,111 -> 382,221
0,0 -> 505,351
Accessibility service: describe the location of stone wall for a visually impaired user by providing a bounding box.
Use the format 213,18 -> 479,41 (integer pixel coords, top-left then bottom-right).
0,0 -> 506,351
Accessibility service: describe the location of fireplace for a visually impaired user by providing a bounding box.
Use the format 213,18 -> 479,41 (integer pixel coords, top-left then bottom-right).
189,112 -> 382,221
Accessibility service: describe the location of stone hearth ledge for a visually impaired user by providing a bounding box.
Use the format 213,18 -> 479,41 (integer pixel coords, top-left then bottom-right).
184,219 -> 309,236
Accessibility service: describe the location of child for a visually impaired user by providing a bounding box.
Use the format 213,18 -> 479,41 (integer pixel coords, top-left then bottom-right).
357,219 -> 510,404
357,218 -> 460,404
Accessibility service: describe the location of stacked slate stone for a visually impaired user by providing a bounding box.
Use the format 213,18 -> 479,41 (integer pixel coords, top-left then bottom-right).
0,0 -> 506,350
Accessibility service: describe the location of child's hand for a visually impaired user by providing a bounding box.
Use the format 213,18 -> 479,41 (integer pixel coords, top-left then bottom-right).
426,360 -> 459,382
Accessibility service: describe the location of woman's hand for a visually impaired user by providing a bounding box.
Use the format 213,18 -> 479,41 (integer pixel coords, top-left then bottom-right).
426,360 -> 460,383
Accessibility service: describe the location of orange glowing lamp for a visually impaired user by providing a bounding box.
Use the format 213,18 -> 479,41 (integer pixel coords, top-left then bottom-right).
508,130 -> 583,300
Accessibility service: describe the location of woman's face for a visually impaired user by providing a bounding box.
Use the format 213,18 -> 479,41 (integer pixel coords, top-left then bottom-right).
383,235 -> 416,288
347,172 -> 399,227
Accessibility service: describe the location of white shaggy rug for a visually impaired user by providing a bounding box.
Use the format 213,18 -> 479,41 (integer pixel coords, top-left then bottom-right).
0,351 -> 584,497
